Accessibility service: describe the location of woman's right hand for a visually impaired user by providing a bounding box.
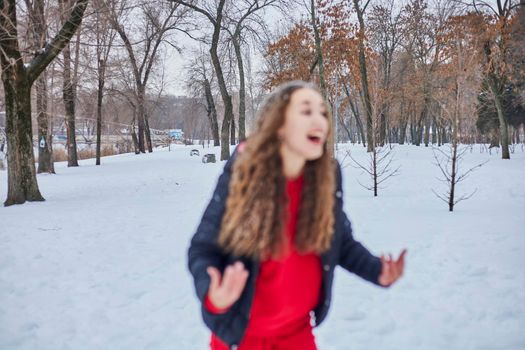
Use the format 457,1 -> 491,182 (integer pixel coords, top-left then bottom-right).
206,261 -> 250,310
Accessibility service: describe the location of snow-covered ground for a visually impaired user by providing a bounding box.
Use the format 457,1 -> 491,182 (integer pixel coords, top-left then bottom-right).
1,144 -> 524,350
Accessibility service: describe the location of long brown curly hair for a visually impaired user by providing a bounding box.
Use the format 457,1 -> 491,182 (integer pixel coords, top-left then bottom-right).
218,81 -> 336,260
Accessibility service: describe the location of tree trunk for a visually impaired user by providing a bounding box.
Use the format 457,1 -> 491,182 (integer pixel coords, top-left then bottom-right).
36,71 -> 54,173
343,82 -> 366,146
1,0 -> 89,206
311,0 -> 327,99
96,59 -> 105,165
431,116 -> 437,145
424,109 -> 431,147
204,78 -> 220,146
399,119 -> 407,145
131,128 -> 140,154
145,115 -> 153,152
230,117 -> 236,145
437,123 -> 442,146
490,80 -> 510,159
353,0 -> 374,152
28,0 -> 54,173
379,109 -> 386,146
209,0 -> 234,161
62,41 -> 79,166
137,86 -> 146,153
232,36 -> 246,142
311,0 -> 334,154
339,113 -> 354,143
449,141 -> 457,212
3,69 -> 45,205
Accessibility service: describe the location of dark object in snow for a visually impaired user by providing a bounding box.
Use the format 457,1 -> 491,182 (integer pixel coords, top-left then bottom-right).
202,154 -> 216,163
190,149 -> 200,156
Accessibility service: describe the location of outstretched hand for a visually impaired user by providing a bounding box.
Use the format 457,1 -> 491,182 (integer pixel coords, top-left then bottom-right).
378,249 -> 407,287
207,261 -> 249,309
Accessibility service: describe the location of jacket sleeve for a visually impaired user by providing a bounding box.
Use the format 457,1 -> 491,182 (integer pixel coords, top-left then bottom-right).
187,149 -> 238,304
335,161 -> 384,287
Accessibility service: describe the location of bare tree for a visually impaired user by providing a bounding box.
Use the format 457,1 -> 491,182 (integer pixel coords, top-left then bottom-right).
170,0 -> 236,160
223,0 -> 278,142
25,0 -> 55,173
457,0 -> 522,159
87,0 -> 117,165
345,145 -> 400,197
432,145 -> 487,211
349,0 -> 375,152
185,48 -> 220,146
59,0 -> 81,166
1,0 -> 89,206
368,0 -> 403,146
104,0 -> 186,153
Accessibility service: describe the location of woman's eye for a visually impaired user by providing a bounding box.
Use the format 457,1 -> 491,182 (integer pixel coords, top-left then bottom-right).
302,109 -> 312,116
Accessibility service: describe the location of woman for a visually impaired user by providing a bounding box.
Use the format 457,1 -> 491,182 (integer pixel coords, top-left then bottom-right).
188,81 -> 406,350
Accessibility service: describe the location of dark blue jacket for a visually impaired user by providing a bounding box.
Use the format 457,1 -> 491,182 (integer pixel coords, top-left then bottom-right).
188,148 -> 385,349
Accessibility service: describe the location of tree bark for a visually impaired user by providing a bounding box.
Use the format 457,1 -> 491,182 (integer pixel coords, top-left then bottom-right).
27,0 -> 54,173
424,108 -> 431,147
61,40 -> 79,166
343,81 -> 366,146
36,72 -> 54,173
232,35 -> 246,142
311,0 -> 333,153
96,59 -> 105,165
230,116 -> 236,145
171,0 -> 233,159
489,77 -> 510,159
209,0 -> 234,160
353,0 -> 374,152
136,86 -> 146,152
1,0 -> 88,206
145,115 -> 153,152
204,78 -> 220,146
3,67 -> 45,205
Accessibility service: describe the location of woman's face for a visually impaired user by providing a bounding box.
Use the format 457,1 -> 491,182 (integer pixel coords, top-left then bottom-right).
278,88 -> 329,161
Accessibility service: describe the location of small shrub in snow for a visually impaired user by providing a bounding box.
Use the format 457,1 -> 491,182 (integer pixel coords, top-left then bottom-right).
432,145 -> 488,212
343,146 -> 400,197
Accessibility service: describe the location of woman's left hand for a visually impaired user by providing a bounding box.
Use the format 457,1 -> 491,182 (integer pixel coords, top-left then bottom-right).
378,249 -> 407,287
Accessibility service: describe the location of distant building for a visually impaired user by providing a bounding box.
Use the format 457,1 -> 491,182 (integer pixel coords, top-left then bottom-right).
168,129 -> 184,140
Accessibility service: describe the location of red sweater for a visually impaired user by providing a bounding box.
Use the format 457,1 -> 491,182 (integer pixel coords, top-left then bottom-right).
205,172 -> 322,339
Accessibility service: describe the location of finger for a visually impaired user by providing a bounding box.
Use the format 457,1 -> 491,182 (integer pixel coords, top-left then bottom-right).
222,263 -> 249,294
207,266 -> 222,291
231,269 -> 249,297
390,259 -> 399,278
221,265 -> 235,290
397,249 -> 407,264
397,249 -> 407,275
388,260 -> 398,282
381,258 -> 392,284
233,261 -> 245,271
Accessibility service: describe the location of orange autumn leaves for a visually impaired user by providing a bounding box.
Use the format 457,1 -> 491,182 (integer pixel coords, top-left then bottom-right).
263,2 -> 363,95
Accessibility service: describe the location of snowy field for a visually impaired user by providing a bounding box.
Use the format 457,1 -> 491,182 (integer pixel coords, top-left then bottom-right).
1,144 -> 524,350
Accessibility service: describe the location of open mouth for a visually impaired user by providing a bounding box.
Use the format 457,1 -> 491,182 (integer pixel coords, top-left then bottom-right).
307,135 -> 322,145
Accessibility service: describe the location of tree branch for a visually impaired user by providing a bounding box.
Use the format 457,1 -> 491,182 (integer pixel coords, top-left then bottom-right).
27,0 -> 89,84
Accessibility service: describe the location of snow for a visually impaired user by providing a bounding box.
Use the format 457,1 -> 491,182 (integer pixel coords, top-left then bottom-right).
1,144 -> 524,350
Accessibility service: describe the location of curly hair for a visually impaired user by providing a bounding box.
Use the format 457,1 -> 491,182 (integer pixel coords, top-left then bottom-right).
218,81 -> 336,260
